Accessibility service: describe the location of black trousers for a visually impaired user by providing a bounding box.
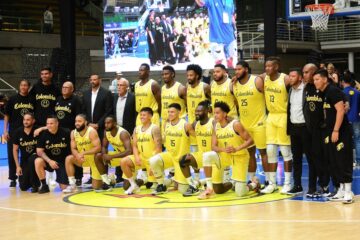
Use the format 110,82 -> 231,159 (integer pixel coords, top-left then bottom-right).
290,125 -> 316,191
19,154 -> 40,191
7,132 -> 17,181
311,127 -> 331,188
324,125 -> 353,184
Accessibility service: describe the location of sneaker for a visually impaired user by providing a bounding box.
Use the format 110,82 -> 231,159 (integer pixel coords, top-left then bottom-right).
124,184 -> 140,195
116,177 -> 124,183
9,180 -> 16,188
260,183 -> 277,194
62,185 -> 78,194
317,186 -> 331,197
343,192 -> 355,204
84,177 -> 92,185
152,184 -> 167,195
287,186 -> 303,195
75,179 -> 82,187
38,184 -> 50,194
328,189 -> 345,201
145,182 -> 154,189
306,190 -> 320,198
198,188 -> 215,200
328,187 -> 339,198
280,184 -> 292,194
109,174 -> 116,187
31,187 -> 38,193
247,176 -> 261,193
95,183 -> 113,193
261,180 -> 269,190
183,185 -> 200,197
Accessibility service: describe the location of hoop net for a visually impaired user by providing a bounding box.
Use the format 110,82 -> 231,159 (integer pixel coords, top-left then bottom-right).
305,4 -> 334,31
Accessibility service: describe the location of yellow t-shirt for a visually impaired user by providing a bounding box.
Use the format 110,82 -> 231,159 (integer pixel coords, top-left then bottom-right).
187,82 -> 207,124
211,78 -> 238,118
215,120 -> 247,156
106,127 -> 127,153
195,118 -> 213,153
164,119 -> 190,160
135,124 -> 157,160
74,126 -> 95,152
135,79 -> 159,113
161,82 -> 186,120
264,73 -> 288,114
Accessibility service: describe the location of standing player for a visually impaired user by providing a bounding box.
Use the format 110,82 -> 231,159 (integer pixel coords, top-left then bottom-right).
260,57 -> 293,194
180,100 -> 213,196
198,101 -> 256,199
186,64 -> 211,149
161,65 -> 187,125
211,64 -> 238,119
120,107 -> 162,195
149,103 -> 192,195
232,61 -> 269,185
135,63 -> 161,126
94,116 -> 132,188
63,114 -> 103,193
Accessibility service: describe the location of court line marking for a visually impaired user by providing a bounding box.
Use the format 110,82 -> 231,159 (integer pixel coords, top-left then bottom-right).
0,206 -> 359,223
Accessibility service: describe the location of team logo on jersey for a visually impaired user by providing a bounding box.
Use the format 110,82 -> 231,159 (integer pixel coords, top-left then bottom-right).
41,99 -> 50,108
51,148 -> 61,155
309,102 -> 316,112
25,145 -> 34,153
57,111 -> 65,119
64,187 -> 292,209
20,108 -> 29,116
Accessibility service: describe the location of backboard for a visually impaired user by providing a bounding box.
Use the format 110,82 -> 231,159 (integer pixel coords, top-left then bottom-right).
287,0 -> 360,20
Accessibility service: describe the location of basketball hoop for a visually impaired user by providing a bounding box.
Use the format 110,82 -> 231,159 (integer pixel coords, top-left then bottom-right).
305,4 -> 334,31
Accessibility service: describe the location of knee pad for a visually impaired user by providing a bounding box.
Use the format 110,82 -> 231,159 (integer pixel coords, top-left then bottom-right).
149,155 -> 164,178
279,145 -> 293,161
235,181 -> 249,197
203,151 -> 220,167
177,183 -> 189,194
266,144 -> 278,163
179,154 -> 191,168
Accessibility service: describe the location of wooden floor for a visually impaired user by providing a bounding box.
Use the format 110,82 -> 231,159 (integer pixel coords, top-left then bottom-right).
0,167 -> 359,240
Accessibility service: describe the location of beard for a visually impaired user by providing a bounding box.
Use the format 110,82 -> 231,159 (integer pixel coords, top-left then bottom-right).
76,123 -> 86,132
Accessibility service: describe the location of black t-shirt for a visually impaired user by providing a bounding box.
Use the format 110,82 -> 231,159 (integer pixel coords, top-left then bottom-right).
37,128 -> 70,163
13,126 -> 38,162
30,81 -> 61,126
55,95 -> 82,130
4,94 -> 35,132
323,84 -> 349,131
304,83 -> 325,128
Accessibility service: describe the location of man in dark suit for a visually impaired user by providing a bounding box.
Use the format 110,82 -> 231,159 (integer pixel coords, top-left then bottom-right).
113,77 -> 137,182
82,74 -> 113,184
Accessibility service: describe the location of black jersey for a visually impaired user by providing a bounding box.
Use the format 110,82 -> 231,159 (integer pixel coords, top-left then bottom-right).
4,94 -> 35,131
304,83 -> 325,129
37,128 -> 70,163
30,81 -> 61,126
13,126 -> 37,162
55,95 -> 82,130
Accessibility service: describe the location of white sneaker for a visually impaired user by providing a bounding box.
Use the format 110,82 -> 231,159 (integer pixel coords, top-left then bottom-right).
343,192 -> 355,204
124,184 -> 140,195
280,184 -> 292,194
62,185 -> 77,194
260,183 -> 277,194
140,171 -> 148,184
328,189 -> 345,201
47,172 -> 57,187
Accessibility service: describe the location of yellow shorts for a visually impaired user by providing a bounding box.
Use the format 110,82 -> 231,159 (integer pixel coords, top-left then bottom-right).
230,154 -> 250,182
107,151 -> 126,167
136,112 -> 160,127
211,152 -> 231,184
82,155 -> 101,180
127,155 -> 156,182
247,125 -> 266,149
188,151 -> 204,169
266,113 -> 291,145
159,152 -> 187,185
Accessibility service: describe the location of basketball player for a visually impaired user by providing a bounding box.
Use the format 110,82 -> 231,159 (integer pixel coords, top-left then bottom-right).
120,107 -> 162,195
211,64 -> 238,119
259,57 -> 293,194
186,64 -> 211,148
198,101 -> 257,199
232,61 -> 269,185
94,116 -> 132,189
149,103 -> 192,195
63,114 -> 103,193
135,63 -> 161,126
180,100 -> 213,196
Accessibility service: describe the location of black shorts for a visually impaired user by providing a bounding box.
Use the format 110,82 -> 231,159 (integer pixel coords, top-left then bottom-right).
45,161 -> 69,185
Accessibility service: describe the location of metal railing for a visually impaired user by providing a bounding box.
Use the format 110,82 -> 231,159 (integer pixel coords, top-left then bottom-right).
318,18 -> 360,41
83,1 -> 103,22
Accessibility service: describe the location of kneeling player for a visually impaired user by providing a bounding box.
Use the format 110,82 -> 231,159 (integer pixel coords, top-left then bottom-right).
121,107 -> 162,195
198,102 -> 258,199
94,116 -> 132,190
63,114 -> 103,193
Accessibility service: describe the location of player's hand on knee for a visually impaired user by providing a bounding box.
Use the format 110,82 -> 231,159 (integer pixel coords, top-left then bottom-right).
103,154 -> 112,162
135,157 -> 142,166
49,160 -> 59,170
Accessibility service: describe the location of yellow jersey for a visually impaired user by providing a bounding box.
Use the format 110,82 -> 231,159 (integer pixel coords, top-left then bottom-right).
106,127 -> 127,153
74,127 -> 95,153
195,118 -> 213,153
135,124 -> 157,160
211,78 -> 238,118
215,120 -> 247,156
161,82 -> 186,120
233,75 -> 266,129
187,82 -> 207,124
135,79 -> 159,113
164,119 -> 190,160
264,73 -> 288,114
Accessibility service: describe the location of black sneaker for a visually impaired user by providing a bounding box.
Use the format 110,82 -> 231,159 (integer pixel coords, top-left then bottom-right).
95,183 -> 113,193
261,180 -> 269,190
116,177 -> 124,183
75,179 -> 82,187
183,185 -> 200,197
31,187 -> 38,193
306,190 -> 320,198
317,186 -> 331,197
152,184 -> 167,195
84,178 -> 92,185
287,186 -> 303,195
145,182 -> 153,189
328,187 -> 339,198
9,180 -> 16,188
38,184 -> 50,194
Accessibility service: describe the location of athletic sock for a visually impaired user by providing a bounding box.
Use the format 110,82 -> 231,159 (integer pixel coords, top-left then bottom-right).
269,172 -> 276,185
40,179 -> 46,187
265,172 -> 270,182
101,174 -> 110,185
186,177 -> 195,187
205,178 -> 213,190
157,177 -> 164,185
128,177 -> 136,186
248,172 -> 255,181
344,182 -> 352,193
68,176 -> 76,186
284,172 -> 291,185
194,172 -> 200,182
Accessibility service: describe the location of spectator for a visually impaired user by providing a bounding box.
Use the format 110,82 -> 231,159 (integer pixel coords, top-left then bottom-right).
327,63 -> 339,84
43,6 -> 54,33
